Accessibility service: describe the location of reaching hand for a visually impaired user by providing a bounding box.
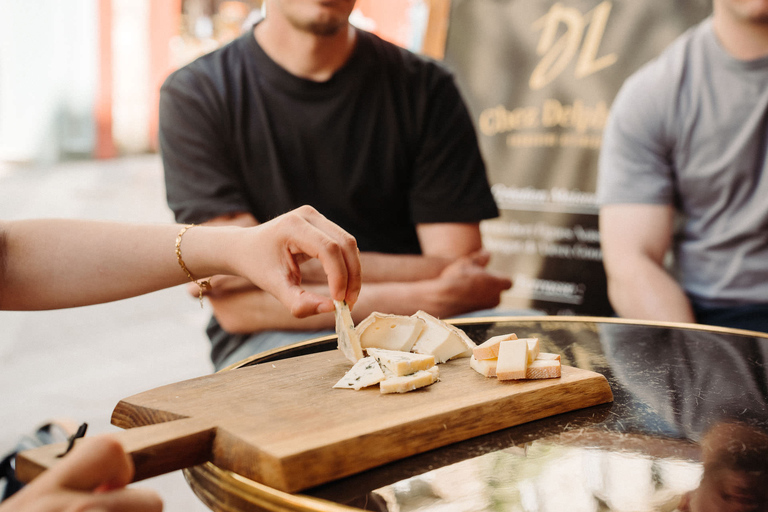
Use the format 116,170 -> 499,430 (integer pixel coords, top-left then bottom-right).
1,436 -> 162,512
229,206 -> 362,318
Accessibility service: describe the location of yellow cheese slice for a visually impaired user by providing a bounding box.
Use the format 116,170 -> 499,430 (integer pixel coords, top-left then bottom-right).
379,366 -> 440,394
525,359 -> 561,379
521,338 -> 540,364
357,313 -> 426,352
536,352 -> 560,361
496,339 -> 528,381
366,348 -> 435,377
473,333 -> 517,360
334,300 -> 363,363
469,355 -> 497,377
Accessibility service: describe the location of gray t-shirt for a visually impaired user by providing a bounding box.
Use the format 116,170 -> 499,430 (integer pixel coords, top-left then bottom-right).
597,18 -> 768,307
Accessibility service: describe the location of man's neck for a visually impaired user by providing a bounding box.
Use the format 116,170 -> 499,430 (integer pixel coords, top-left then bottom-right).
254,18 -> 357,82
713,9 -> 768,60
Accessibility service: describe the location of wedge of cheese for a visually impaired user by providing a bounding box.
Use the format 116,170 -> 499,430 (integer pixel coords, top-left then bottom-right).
411,310 -> 474,363
366,348 -> 435,377
522,338 -> 540,364
469,355 -> 497,377
496,339 -> 529,381
357,313 -> 426,352
333,356 -> 385,390
473,333 -> 518,360
379,366 -> 440,394
334,300 -> 363,363
526,358 -> 561,379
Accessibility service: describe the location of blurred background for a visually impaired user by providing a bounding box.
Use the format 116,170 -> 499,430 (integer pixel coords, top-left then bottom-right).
0,0 -> 431,167
0,1 -> 435,510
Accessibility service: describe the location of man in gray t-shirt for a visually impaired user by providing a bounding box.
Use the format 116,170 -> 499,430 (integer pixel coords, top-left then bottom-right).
597,0 -> 768,333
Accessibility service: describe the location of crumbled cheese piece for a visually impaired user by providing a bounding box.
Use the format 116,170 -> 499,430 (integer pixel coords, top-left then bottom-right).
379,366 -> 440,394
496,339 -> 529,381
473,333 -> 518,360
366,348 -> 435,377
469,355 -> 497,377
334,300 -> 363,363
333,356 -> 385,390
411,310 -> 474,363
357,313 -> 426,352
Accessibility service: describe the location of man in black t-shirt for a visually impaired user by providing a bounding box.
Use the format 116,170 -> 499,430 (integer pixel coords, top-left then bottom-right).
160,0 -> 512,370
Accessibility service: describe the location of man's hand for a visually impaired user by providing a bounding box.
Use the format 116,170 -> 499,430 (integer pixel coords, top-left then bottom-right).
422,250 -> 512,318
1,436 -> 163,512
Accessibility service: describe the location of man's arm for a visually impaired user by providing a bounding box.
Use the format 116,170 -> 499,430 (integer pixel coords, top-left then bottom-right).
599,203 -> 695,323
206,220 -> 511,332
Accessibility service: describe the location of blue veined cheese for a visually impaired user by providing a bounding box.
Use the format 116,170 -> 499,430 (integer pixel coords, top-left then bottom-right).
334,300 -> 363,363
410,310 -> 474,363
379,366 -> 440,394
357,313 -> 426,352
333,356 -> 385,390
366,348 -> 435,377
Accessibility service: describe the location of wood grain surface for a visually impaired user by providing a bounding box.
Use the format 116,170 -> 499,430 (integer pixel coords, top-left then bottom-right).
18,349 -> 613,493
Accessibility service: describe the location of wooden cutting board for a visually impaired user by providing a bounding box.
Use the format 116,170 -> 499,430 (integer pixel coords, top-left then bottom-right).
17,349 -> 612,492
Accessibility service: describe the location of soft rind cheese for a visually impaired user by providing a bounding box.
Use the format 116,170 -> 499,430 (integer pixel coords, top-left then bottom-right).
473,333 -> 518,360
411,310 -> 474,363
379,366 -> 440,394
496,339 -> 528,381
333,356 -> 385,390
366,348 -> 435,377
334,300 -> 363,363
526,359 -> 561,379
357,313 -> 426,352
469,355 -> 497,377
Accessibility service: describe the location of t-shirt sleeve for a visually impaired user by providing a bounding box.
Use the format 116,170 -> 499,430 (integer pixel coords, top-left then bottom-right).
408,68 -> 498,224
159,67 -> 250,224
597,62 -> 677,207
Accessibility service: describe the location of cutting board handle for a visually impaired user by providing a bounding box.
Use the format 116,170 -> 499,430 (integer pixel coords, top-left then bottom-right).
14,417 -> 217,484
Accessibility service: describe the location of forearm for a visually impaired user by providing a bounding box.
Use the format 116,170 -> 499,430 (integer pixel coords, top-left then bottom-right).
606,258 -> 695,323
0,220 -> 195,310
209,281 -> 434,333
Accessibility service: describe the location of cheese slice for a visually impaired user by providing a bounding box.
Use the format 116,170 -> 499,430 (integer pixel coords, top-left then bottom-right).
379,366 -> 440,394
366,348 -> 435,377
473,333 -> 518,360
334,300 -> 363,363
522,338 -> 540,364
525,359 -> 561,379
469,355 -> 497,378
536,352 -> 560,361
357,313 -> 426,352
411,310 -> 474,363
333,356 -> 385,390
496,339 -> 529,381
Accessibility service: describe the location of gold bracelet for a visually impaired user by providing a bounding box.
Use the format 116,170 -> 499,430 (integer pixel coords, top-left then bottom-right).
175,224 -> 211,308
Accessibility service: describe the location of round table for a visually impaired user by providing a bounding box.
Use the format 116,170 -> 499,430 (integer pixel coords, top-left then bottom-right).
183,316 -> 768,511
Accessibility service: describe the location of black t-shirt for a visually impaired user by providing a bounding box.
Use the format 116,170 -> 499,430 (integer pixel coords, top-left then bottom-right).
160,28 -> 498,254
